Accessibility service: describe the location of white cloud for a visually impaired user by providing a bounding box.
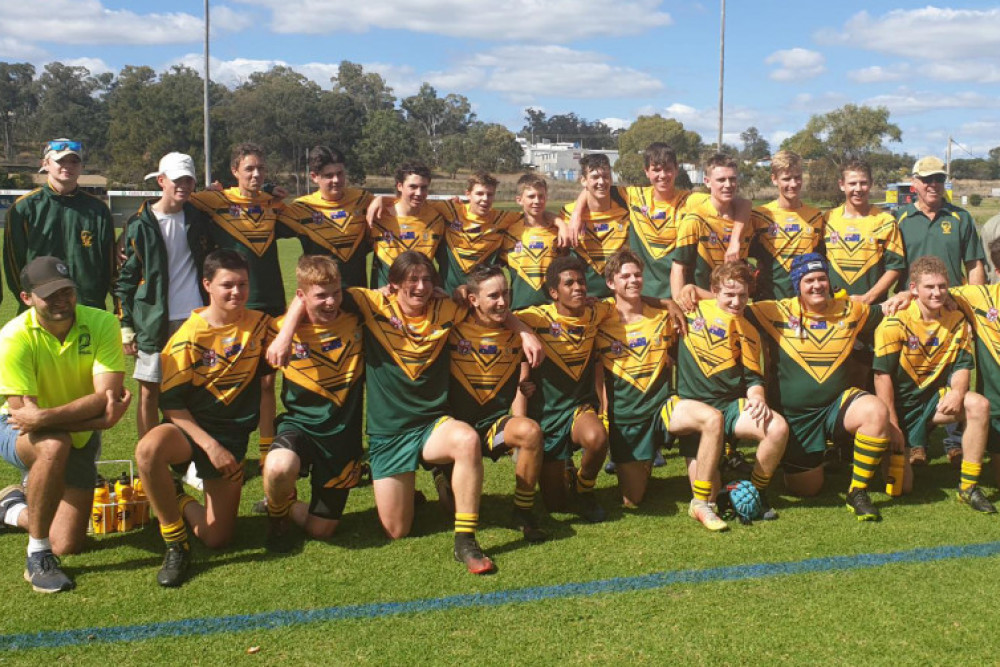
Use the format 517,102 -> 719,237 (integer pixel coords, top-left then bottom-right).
600,118 -> 631,131
4,1 -> 250,46
765,48 -> 825,82
238,0 -> 672,43
847,65 -> 908,84
0,37 -> 47,61
59,58 -> 113,76
861,90 -> 1000,116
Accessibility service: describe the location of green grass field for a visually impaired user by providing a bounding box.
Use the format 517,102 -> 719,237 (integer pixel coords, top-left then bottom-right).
2,239 -> 1000,665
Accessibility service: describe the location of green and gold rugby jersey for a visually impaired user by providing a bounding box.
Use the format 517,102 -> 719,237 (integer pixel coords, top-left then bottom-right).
189,188 -> 290,314
345,288 -> 464,435
270,312 -> 364,444
500,221 -> 563,310
618,186 -> 707,297
750,201 -> 824,299
823,206 -> 906,297
159,307 -> 271,438
435,200 -> 522,294
282,188 -> 373,288
560,199 -> 631,298
677,299 -> 764,410
516,301 -> 615,432
745,296 -> 880,414
949,285 -> 1000,412
595,303 -> 676,424
369,203 -> 446,287
873,301 -> 972,408
448,318 -> 523,429
671,198 -> 750,290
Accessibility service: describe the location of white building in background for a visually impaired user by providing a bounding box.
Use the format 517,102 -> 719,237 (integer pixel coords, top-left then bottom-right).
517,138 -> 620,182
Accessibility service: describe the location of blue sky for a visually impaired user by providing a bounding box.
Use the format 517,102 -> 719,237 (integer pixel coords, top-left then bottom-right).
3,1 -> 1000,160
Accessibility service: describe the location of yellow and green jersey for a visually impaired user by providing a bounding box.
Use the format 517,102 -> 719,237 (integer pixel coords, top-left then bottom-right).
617,186 -> 705,297
595,303 -> 676,424
750,201 -> 824,299
500,221 -> 563,310
436,201 -> 521,294
671,198 -> 750,290
159,307 -> 271,438
189,188 -> 291,315
676,299 -> 764,410
271,312 -> 365,444
560,199 -> 631,298
282,188 -> 373,288
448,319 -> 523,431
873,301 -> 972,409
949,285 -> 1000,413
369,202 -> 446,287
345,288 -> 465,435
745,297 -> 880,414
0,305 -> 124,448
516,301 -> 615,433
822,206 -> 906,297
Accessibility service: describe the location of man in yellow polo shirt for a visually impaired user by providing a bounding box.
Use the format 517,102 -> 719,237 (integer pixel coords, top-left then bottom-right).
0,257 -> 128,593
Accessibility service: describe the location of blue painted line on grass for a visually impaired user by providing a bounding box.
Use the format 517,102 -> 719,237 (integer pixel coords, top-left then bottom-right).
4,540 -> 1000,652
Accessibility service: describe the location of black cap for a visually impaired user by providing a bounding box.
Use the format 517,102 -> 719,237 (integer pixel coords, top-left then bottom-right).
20,256 -> 76,298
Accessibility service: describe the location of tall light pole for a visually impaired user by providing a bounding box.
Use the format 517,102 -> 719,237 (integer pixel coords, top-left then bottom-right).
203,0 -> 212,187
717,0 -> 726,151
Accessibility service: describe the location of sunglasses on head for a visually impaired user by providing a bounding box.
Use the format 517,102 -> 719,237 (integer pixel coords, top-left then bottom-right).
917,174 -> 946,184
45,140 -> 82,154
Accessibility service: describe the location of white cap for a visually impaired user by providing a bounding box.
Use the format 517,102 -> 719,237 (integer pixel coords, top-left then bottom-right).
144,152 -> 197,181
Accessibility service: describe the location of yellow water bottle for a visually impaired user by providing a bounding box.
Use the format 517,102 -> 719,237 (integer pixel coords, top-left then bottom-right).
115,474 -> 134,532
885,453 -> 905,497
133,476 -> 149,527
92,478 -> 114,534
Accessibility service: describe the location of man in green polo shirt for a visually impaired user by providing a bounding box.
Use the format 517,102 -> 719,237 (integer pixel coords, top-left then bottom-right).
896,155 -> 986,465
4,139 -> 116,310
0,257 -> 128,593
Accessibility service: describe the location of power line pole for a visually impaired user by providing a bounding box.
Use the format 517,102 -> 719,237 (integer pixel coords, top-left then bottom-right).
203,0 -> 212,187
717,0 -> 726,151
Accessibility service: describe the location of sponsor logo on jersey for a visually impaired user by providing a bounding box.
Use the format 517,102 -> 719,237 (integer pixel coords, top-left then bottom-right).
80,230 -> 93,247
941,221 -> 953,234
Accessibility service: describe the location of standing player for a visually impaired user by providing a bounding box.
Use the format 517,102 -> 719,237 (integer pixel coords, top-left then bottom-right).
262,256 -> 366,550
675,262 -> 789,519
595,250 -> 729,530
559,154 -> 630,299
749,150 -> 824,300
135,249 -> 272,587
449,265 -> 548,542
367,162 -> 446,288
4,138 -> 116,310
501,175 -> 566,310
873,256 -> 993,512
744,253 -> 894,520
190,143 -> 289,468
114,152 -> 213,438
517,256 -> 612,522
281,146 -> 373,288
670,153 -> 750,296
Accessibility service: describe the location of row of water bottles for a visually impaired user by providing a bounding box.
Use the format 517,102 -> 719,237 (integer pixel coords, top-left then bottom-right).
91,473 -> 151,534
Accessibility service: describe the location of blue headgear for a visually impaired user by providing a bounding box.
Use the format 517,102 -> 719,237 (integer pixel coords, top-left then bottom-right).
789,253 -> 829,296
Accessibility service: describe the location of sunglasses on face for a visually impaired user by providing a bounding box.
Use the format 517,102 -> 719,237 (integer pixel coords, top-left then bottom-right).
917,174 -> 946,184
45,140 -> 82,154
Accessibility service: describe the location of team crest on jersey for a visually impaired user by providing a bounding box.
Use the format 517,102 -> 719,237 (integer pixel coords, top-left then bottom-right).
389,316 -> 403,330
610,340 -> 624,354
830,231 -> 840,244
907,335 -> 920,351
988,308 -> 998,323
201,350 -> 218,367
941,221 -> 952,234
449,219 -> 463,232
708,232 -> 720,244
457,339 -> 472,355
692,316 -> 706,332
768,223 -> 779,236
311,211 -> 325,224
513,241 -> 524,253
229,205 -> 241,217
292,342 -> 309,359
320,338 -> 342,352
788,316 -> 801,331
80,230 -> 93,247
549,322 -> 562,337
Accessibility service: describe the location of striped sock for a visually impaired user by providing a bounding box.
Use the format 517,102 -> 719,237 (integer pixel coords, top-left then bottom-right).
575,470 -> 596,494
454,512 -> 478,536
267,496 -> 294,518
258,437 -> 273,466
693,479 -> 712,502
159,517 -> 188,546
751,467 -> 772,492
849,433 -> 889,491
513,488 -> 535,511
177,492 -> 197,517
960,461 -> 982,492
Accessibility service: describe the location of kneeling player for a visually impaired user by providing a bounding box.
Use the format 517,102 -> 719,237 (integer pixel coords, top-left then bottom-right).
874,256 -> 995,512
136,250 -> 272,587
263,256 -> 367,552
450,265 -> 547,542
596,250 -> 729,531
743,253 -> 893,521
676,261 -> 789,521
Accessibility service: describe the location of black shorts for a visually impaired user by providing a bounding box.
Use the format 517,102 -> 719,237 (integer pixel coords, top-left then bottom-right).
272,428 -> 363,520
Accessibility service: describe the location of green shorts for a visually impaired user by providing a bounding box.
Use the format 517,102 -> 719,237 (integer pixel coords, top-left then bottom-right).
473,415 -> 513,462
543,404 -> 598,463
170,428 -> 250,481
782,388 -> 866,473
368,416 -> 450,480
677,398 -> 745,458
898,388 -> 947,452
988,413 -> 1000,454
610,396 -> 685,463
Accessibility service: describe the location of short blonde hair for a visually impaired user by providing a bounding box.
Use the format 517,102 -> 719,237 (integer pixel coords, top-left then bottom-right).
296,254 -> 341,289
770,150 -> 802,177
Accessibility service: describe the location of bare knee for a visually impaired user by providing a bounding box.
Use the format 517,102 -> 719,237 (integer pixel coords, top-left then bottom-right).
508,418 -> 543,452
200,530 -> 234,550
783,467 -> 824,497
50,533 -> 87,556
382,521 -> 411,540
964,392 -> 990,422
